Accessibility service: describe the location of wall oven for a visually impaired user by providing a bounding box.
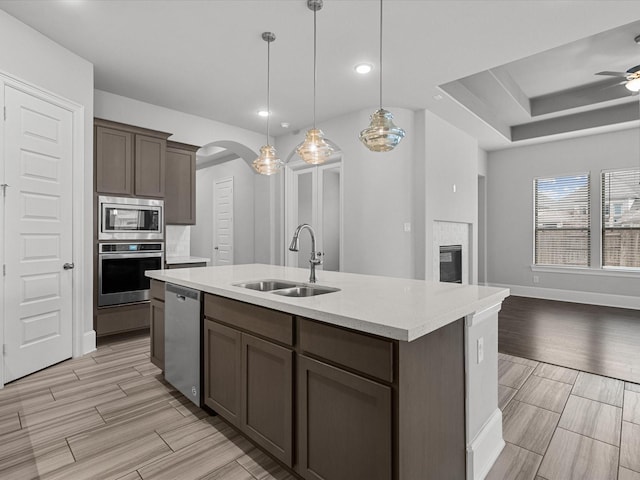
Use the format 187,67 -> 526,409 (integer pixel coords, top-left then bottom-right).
99,195 -> 163,241
98,243 -> 164,307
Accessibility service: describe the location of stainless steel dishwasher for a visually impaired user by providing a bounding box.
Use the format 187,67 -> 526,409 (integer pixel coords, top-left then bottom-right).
164,283 -> 202,406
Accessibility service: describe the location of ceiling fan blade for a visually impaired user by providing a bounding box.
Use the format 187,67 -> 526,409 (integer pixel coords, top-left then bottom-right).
595,71 -> 628,77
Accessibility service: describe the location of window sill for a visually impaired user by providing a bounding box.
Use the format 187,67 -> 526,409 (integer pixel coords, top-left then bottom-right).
530,265 -> 640,278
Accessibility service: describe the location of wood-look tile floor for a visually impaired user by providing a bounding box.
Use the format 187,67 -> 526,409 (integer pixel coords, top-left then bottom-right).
488,352 -> 640,480
3,332 -> 639,479
0,332 -> 294,480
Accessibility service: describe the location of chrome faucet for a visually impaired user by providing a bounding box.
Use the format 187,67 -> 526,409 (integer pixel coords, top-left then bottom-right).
289,224 -> 322,283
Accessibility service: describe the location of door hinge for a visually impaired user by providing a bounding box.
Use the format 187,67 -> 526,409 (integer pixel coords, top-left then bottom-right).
2,264 -> 5,277
2,344 -> 5,356
3,106 -> 5,121
0,184 -> 8,197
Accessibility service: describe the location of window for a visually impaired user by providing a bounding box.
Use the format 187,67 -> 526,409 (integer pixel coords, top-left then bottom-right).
602,169 -> 640,269
534,174 -> 590,266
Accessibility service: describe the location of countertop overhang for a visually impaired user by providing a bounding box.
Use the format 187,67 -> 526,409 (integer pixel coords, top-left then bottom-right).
146,264 -> 509,342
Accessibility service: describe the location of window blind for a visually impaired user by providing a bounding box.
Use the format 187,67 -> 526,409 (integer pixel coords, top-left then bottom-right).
602,169 -> 640,269
534,174 -> 590,266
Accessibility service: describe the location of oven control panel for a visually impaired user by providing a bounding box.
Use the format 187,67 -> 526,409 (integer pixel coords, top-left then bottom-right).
99,243 -> 163,253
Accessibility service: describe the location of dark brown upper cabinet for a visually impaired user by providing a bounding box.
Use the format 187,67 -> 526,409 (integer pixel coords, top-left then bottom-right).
95,126 -> 133,196
95,119 -> 170,198
165,141 -> 199,225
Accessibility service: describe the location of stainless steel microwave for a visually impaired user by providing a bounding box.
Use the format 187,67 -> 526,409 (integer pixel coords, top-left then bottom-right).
98,196 -> 163,241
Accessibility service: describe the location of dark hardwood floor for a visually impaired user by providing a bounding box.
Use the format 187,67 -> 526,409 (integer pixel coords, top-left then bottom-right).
499,296 -> 640,384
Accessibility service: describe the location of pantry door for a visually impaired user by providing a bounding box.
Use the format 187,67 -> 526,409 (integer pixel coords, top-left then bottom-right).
3,85 -> 74,383
213,177 -> 234,266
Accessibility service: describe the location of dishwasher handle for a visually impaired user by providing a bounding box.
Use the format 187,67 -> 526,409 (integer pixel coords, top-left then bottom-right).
166,283 -> 201,301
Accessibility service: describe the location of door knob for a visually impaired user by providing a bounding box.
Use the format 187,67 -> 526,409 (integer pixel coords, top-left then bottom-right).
214,246 -> 219,250
63,262 -> 75,270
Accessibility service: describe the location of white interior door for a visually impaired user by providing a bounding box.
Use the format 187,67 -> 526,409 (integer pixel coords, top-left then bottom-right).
213,177 -> 234,266
285,160 -> 342,271
3,85 -> 73,383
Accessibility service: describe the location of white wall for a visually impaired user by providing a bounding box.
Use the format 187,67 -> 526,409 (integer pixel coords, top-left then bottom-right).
487,128 -> 640,304
275,107 -> 419,279
191,158 -> 257,265
423,110 -> 480,284
0,10 -> 94,337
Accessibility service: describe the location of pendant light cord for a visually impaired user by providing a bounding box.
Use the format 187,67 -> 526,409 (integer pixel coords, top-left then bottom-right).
313,7 -> 317,129
267,36 -> 271,144
379,0 -> 383,110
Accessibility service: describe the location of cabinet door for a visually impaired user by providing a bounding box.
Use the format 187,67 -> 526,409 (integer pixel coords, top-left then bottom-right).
134,134 -> 166,198
204,319 -> 242,426
150,299 -> 164,370
95,126 -> 133,195
241,334 -> 293,466
298,355 -> 392,480
165,146 -> 196,224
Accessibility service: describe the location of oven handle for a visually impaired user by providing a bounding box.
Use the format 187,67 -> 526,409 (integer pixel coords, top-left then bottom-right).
99,252 -> 164,260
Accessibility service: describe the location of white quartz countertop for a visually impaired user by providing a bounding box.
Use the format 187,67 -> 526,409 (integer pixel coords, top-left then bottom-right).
165,256 -> 210,265
146,264 -> 509,342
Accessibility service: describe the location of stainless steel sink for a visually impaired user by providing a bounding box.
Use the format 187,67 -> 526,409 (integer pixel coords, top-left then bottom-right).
233,280 -> 300,292
271,286 -> 341,297
234,279 -> 340,297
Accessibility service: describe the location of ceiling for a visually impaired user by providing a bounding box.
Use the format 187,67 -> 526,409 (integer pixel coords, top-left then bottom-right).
2,0 -> 640,151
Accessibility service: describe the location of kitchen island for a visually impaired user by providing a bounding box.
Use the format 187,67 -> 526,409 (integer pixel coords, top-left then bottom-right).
146,264 -> 509,480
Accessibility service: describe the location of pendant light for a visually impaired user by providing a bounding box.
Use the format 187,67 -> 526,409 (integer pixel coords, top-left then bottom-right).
296,0 -> 338,165
359,0 -> 406,152
253,32 -> 283,175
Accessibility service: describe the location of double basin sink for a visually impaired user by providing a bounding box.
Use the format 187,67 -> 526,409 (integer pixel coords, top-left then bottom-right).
233,279 -> 340,297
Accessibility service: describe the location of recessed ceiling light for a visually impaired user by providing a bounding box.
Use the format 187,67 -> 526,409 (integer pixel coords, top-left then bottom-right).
280,122 -> 290,128
433,94 -> 443,101
354,63 -> 373,75
257,110 -> 270,117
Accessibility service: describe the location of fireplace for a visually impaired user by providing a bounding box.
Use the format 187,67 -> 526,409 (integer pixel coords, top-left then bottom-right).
440,245 -> 462,283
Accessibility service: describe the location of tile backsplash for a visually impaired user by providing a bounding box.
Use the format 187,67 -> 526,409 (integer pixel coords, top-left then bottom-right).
166,225 -> 191,257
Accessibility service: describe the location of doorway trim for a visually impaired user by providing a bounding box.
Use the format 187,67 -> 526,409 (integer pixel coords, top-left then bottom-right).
284,157 -> 344,270
0,70 -> 86,388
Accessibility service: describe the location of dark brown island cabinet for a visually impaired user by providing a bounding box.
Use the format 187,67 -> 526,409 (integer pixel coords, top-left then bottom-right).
94,118 -> 170,198
149,279 -> 165,370
198,292 -> 466,480
165,141 -> 199,225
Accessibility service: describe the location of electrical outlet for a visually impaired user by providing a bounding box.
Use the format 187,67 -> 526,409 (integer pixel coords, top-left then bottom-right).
533,275 -> 539,284
452,184 -> 457,193
403,222 -> 411,232
477,337 -> 484,364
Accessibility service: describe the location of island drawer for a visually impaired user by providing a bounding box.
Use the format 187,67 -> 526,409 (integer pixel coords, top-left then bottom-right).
150,279 -> 165,301
299,318 -> 394,383
204,294 -> 293,346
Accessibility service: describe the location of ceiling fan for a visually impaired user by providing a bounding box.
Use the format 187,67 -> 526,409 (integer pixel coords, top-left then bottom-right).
595,65 -> 640,92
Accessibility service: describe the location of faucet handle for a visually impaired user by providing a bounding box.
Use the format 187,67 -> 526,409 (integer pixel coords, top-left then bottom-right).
312,251 -> 323,265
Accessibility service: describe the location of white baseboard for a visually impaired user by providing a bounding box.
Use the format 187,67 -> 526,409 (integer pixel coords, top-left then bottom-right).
466,408 -> 504,480
491,283 -> 640,310
82,330 -> 96,355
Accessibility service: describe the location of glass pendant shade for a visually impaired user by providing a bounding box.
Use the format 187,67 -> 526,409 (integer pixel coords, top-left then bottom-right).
296,128 -> 337,165
253,31 -> 282,175
253,145 -> 283,175
359,108 -> 406,152
360,0 -> 405,152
